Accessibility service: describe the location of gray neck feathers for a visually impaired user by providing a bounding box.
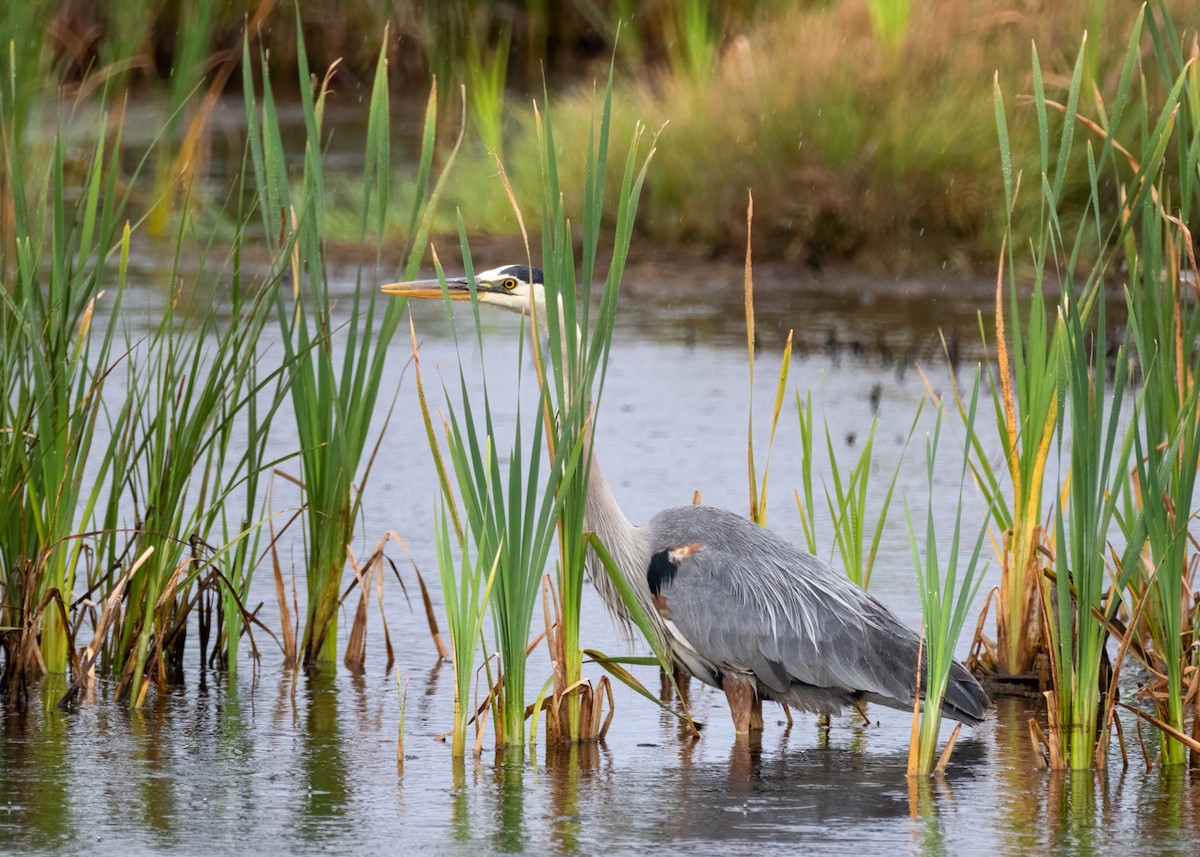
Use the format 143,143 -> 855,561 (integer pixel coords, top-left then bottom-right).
527,289 -> 652,632
581,432 -> 654,637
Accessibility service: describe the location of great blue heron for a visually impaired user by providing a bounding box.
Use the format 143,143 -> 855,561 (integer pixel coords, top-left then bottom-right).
383,264 -> 989,734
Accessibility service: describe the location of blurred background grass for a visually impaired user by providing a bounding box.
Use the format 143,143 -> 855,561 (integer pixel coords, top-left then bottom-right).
7,0 -> 1191,274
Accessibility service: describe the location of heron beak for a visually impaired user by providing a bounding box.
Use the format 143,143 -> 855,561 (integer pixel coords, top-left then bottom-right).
380,277 -> 472,300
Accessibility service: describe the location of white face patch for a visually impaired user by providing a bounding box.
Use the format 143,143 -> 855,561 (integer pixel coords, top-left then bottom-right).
467,265 -> 541,314
474,265 -> 517,281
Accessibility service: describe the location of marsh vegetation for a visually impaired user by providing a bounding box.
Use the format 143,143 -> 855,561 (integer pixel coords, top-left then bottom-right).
3,0 -> 1200,852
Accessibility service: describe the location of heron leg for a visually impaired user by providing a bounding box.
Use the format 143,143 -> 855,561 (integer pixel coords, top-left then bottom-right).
750,695 -> 764,731
722,674 -> 760,735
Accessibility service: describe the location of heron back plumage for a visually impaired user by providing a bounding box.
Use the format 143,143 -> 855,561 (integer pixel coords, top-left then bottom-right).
642,505 -> 989,726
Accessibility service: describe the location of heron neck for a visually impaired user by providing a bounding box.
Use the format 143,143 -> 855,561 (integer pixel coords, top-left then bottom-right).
583,437 -> 635,545
528,292 -> 649,606
581,422 -> 654,630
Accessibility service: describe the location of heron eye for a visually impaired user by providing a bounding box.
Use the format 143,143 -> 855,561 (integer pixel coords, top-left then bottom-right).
503,278 -> 517,290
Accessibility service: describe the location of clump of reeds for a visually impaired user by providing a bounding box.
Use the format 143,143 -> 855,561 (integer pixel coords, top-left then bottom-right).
745,193 -> 912,596
424,246 -> 573,751
0,72 -> 178,700
906,388 -> 991,777
1044,270 -> 1134,771
2,10 -> 468,708
408,65 -> 661,749
1116,10 -> 1200,769
113,255 -> 274,705
0,67 -> 283,707
240,17 -> 454,668
0,119 -> 130,687
970,51 -> 1070,683
981,3 -> 1200,769
432,500 -> 497,756
530,69 -> 657,744
794,386 -> 919,591
1015,25 -> 1141,770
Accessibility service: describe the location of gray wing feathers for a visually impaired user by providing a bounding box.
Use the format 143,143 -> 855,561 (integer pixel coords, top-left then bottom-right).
664,546 -> 921,701
648,505 -> 988,724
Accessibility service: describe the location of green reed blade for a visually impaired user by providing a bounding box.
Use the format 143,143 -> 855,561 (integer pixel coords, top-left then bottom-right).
908,378 -> 991,776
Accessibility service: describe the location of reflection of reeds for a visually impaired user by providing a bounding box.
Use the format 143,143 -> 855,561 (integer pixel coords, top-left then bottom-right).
396,670 -> 410,773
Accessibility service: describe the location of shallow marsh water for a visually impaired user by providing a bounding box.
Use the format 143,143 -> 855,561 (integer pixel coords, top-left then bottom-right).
2,264 -> 1197,856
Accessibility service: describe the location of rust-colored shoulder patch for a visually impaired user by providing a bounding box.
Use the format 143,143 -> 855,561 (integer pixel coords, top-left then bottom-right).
648,542 -> 705,600
668,542 -> 704,563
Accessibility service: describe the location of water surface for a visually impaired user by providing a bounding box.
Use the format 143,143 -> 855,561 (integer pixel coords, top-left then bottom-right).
2,266 -> 1195,856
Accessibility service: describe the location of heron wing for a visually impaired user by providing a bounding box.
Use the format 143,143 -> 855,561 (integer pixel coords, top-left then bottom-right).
654,540 -> 927,709
644,506 -> 988,723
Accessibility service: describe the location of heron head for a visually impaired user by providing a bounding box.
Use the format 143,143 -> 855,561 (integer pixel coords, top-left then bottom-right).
381,264 -> 545,316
